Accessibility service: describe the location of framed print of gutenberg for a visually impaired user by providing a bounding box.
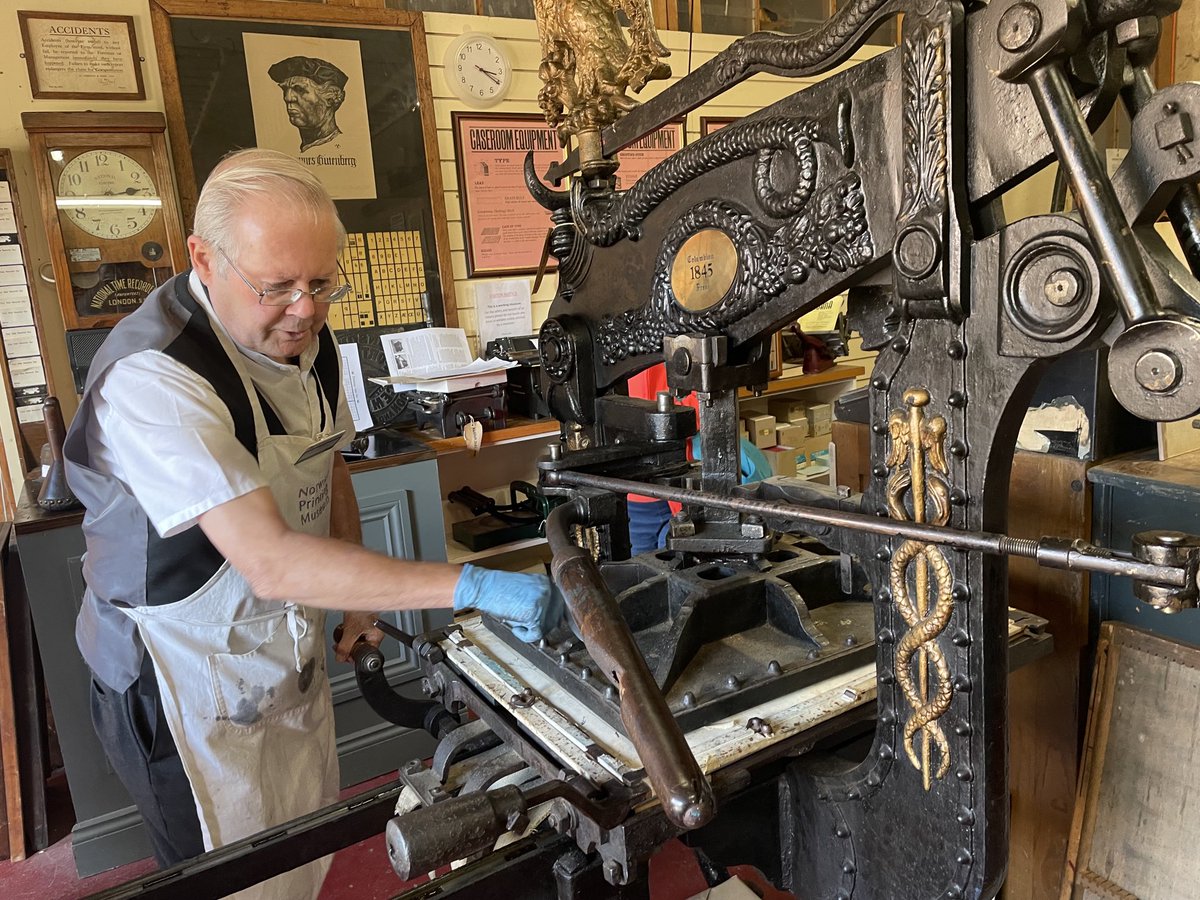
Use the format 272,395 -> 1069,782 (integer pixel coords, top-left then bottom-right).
149,0 -> 457,330
17,11 -> 146,101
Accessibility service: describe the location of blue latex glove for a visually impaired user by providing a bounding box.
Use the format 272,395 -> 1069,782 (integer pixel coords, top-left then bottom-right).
689,436 -> 772,484
739,439 -> 772,483
452,565 -> 561,642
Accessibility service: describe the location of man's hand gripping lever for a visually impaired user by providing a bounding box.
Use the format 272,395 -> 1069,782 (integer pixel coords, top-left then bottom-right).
544,500 -> 716,831
989,0 -> 1200,421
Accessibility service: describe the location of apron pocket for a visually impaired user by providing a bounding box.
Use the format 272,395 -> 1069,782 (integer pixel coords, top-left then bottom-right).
208,613 -> 318,728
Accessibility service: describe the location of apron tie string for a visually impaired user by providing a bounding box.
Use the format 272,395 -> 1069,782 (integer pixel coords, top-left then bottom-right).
285,605 -> 308,674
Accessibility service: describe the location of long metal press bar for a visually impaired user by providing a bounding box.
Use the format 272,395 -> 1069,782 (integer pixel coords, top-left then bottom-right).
548,470 -> 1189,588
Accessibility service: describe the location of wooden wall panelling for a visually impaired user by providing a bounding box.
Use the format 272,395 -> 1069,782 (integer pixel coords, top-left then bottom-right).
0,524 -> 23,861
0,526 -> 47,858
1002,451 -> 1092,900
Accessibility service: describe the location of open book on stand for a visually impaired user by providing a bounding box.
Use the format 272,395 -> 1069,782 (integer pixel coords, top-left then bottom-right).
369,327 -> 516,394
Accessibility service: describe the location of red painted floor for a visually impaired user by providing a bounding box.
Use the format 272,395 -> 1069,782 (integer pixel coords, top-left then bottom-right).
0,776 -> 791,899
0,772 -> 416,900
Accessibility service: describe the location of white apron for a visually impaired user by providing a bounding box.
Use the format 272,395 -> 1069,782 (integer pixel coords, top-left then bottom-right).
121,328 -> 342,900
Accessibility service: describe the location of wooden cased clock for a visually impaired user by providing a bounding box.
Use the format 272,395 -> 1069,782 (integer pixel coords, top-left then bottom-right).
22,112 -> 187,330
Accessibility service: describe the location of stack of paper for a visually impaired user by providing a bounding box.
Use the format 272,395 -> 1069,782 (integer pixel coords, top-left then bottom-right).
369,327 -> 516,394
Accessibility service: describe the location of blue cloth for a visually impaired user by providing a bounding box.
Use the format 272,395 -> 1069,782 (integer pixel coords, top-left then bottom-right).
739,439 -> 772,483
453,565 -> 560,642
688,437 -> 773,483
628,499 -> 672,554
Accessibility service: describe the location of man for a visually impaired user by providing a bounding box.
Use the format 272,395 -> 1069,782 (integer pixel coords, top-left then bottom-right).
63,149 -> 557,899
268,56 -> 347,153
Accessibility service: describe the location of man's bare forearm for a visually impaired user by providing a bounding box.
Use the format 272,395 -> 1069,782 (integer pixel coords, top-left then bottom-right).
199,486 -> 459,612
251,531 -> 460,611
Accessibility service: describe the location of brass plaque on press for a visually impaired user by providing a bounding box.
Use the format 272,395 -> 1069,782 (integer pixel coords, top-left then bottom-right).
670,229 -> 738,311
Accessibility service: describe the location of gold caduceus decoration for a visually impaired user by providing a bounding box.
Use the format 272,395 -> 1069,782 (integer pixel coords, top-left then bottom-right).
885,388 -> 955,789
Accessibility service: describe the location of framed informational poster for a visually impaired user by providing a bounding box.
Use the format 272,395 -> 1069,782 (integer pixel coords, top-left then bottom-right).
700,116 -> 735,137
150,0 -> 456,332
452,112 -> 563,278
612,120 -> 686,191
17,11 -> 146,100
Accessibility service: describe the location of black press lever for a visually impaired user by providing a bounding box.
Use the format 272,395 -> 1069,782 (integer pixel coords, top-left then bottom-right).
333,621 -> 457,739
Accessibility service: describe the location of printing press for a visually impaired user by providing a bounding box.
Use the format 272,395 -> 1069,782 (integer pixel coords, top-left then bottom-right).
92,0 -> 1200,897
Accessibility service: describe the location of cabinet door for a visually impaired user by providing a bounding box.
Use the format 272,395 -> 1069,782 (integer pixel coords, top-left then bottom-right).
16,526 -> 155,875
1090,477 -> 1200,649
325,457 -> 451,786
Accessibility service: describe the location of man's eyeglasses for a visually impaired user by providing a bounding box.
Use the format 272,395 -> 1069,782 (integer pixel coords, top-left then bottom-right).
217,247 -> 353,307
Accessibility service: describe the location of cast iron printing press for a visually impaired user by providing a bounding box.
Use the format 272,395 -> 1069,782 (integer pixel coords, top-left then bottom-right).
93,0 -> 1200,897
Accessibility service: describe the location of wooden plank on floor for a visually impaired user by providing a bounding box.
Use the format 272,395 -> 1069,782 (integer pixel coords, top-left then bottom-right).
1063,624 -> 1200,899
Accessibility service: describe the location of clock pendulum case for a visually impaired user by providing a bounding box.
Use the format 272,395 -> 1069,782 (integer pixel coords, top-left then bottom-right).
22,112 -> 188,330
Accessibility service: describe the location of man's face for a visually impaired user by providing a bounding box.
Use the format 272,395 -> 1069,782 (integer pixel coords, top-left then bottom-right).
279,76 -> 328,128
189,199 -> 340,364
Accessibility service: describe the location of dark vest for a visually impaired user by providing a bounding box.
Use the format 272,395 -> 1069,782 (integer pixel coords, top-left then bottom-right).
64,273 -> 341,692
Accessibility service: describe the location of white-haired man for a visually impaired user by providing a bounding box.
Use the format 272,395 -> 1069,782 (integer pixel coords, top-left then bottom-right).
64,149 -> 557,898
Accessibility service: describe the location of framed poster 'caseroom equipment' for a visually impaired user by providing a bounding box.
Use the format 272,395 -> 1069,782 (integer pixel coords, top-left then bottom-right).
22,112 -> 188,331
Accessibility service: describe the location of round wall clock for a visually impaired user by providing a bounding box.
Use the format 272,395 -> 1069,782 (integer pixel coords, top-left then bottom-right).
443,33 -> 513,107
56,150 -> 159,241
22,112 -> 188,331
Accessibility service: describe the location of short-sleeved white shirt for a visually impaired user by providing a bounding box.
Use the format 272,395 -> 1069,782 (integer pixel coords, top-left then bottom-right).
87,271 -> 354,539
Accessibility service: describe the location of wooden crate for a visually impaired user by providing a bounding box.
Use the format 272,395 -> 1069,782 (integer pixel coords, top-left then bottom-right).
1062,624 -> 1200,899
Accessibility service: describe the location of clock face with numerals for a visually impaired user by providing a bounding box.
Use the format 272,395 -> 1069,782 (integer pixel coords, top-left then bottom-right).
23,112 -> 187,330
444,34 -> 512,107
56,149 -> 160,240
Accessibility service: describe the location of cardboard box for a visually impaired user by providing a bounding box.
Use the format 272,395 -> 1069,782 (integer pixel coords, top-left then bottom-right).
763,446 -> 798,477
688,876 -> 762,900
796,433 -> 833,465
832,420 -> 871,492
806,403 -> 832,436
777,422 -> 810,445
768,397 -> 809,424
805,402 -> 832,425
744,413 -> 777,448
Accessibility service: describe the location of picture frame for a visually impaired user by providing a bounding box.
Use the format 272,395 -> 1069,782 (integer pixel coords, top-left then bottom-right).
769,331 -> 784,380
611,119 -> 686,191
699,116 -> 735,137
452,111 -> 563,279
149,0 -> 457,331
17,11 -> 146,101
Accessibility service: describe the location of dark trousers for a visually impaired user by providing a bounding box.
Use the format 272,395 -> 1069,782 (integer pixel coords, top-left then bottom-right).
628,499 -> 672,555
89,655 -> 205,867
